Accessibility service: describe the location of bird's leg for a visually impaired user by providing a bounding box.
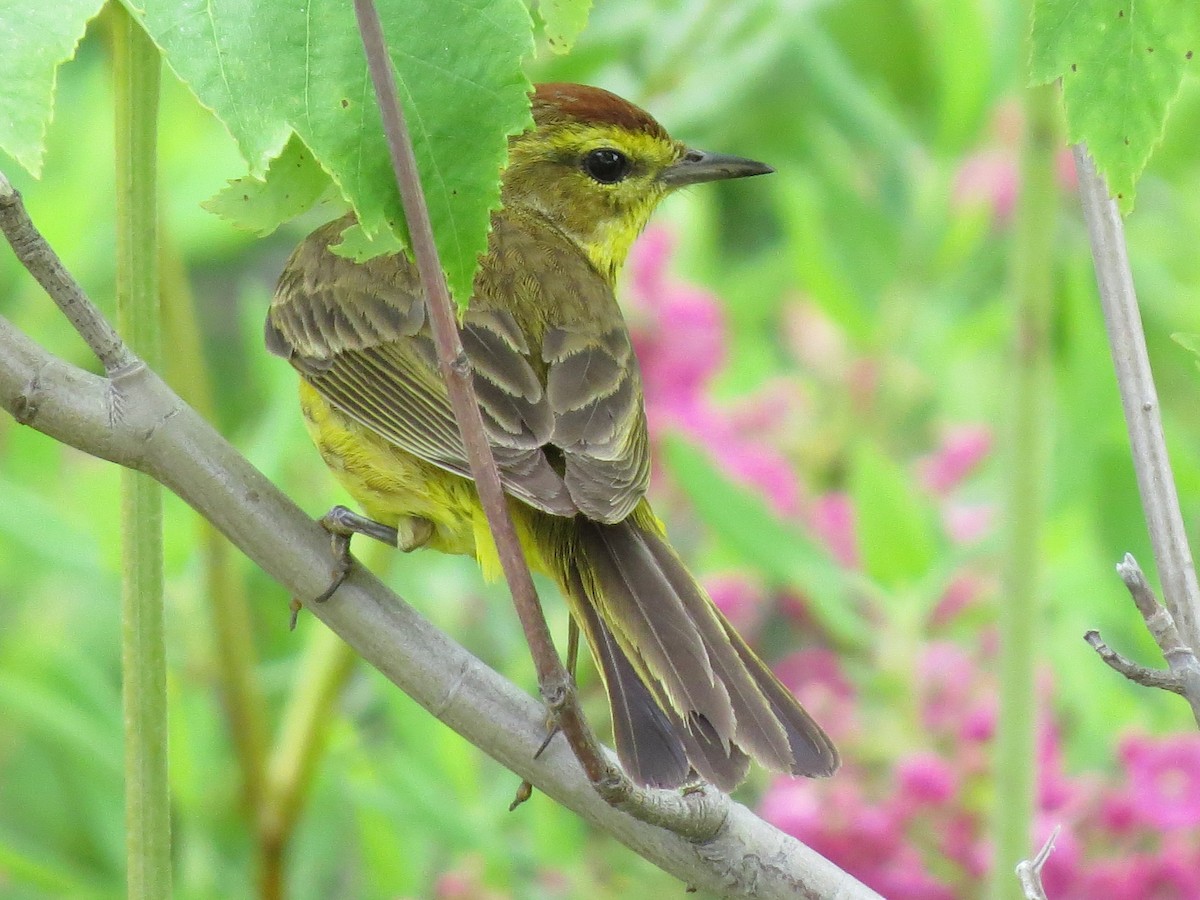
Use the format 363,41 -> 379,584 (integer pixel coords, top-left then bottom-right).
299,505 -> 432,618
511,618 -> 581,810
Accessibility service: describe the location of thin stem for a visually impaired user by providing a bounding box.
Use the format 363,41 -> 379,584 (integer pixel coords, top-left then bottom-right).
989,80 -> 1058,899
111,5 -> 170,898
1016,826 -> 1059,900
351,0 -> 611,787
260,627 -> 358,900
1072,144 -> 1200,652
0,173 -> 131,372
160,227 -> 272,834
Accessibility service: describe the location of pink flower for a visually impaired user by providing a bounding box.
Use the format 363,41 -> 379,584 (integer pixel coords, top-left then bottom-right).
1120,733 -> 1200,830
760,776 -> 823,840
918,426 -> 992,496
942,501 -> 994,544
671,406 -> 804,515
897,752 -> 957,806
929,571 -> 991,627
1037,824 -> 1082,899
953,149 -> 1018,222
866,846 -> 957,900
1098,788 -> 1139,835
918,642 -> 978,734
773,648 -> 854,700
627,229 -> 805,516
808,491 -> 858,566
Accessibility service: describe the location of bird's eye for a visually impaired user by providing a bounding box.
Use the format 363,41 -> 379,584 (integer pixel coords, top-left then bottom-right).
582,148 -> 632,184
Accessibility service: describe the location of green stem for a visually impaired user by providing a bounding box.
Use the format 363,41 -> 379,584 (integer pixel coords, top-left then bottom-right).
160,226 -> 271,823
111,4 -> 169,898
989,81 -> 1059,897
260,626 -> 360,899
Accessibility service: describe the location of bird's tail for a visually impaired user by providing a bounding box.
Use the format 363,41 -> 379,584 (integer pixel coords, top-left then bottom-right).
553,510 -> 839,791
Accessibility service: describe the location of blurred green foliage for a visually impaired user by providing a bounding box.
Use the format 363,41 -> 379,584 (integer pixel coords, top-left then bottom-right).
1,0 -> 1199,897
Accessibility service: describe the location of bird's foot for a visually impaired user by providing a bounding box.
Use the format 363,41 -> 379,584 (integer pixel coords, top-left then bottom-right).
292,507 -> 433,626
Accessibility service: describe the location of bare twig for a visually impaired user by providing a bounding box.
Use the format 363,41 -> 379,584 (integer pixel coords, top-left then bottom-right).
1084,555 -> 1200,724
0,174 -> 882,897
0,171 -> 132,373
1073,144 -> 1200,655
1015,825 -> 1059,900
1085,631 -> 1191,694
352,0 -> 613,791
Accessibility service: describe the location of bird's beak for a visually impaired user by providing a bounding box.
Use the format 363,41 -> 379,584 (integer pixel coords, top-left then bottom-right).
659,148 -> 774,187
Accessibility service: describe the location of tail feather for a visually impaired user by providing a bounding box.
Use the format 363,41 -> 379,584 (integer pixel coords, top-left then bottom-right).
576,522 -> 735,743
567,571 -> 690,788
722,618 -> 840,777
563,514 -> 839,790
663,707 -> 751,792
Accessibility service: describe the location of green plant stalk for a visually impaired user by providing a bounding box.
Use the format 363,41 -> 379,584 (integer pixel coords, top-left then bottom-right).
988,83 -> 1059,897
160,229 -> 270,822
111,5 -> 169,897
257,546 -> 390,900
259,622 -> 363,900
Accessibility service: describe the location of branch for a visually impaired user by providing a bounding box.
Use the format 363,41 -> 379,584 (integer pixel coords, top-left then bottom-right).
1084,555 -> 1200,724
352,0 -> 610,790
0,173 -> 881,898
1015,826 -> 1059,900
1072,144 -> 1200,655
0,172 -> 131,373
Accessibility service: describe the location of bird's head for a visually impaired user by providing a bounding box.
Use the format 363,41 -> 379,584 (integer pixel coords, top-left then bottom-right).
502,83 -> 772,283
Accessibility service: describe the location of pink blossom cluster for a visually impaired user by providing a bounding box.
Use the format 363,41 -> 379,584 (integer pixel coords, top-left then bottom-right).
625,228 -> 805,517
626,227 -> 1200,898
760,641 -> 1200,899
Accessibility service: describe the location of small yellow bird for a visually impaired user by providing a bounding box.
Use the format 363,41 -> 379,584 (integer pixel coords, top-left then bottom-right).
266,83 -> 838,790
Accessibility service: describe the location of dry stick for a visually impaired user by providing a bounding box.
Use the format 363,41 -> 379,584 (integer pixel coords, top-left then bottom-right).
0,175 -> 131,373
1084,558 -> 1200,723
1015,826 -> 1059,900
350,1 -> 617,794
1073,145 -> 1200,654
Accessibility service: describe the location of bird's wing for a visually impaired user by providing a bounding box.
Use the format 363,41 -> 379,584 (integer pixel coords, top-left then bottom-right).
542,320 -> 649,523
266,215 -> 651,523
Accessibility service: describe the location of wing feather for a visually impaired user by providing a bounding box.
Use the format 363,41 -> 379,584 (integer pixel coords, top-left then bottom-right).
268,213 -> 652,523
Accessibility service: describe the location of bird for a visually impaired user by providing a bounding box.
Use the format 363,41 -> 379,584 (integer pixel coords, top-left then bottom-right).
265,82 -> 838,791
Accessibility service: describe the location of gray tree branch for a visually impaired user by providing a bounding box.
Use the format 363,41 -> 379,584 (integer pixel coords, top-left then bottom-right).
1073,144 -> 1200,699
0,171 -> 879,898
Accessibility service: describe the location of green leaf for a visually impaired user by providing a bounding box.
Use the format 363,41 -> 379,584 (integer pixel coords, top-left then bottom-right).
1030,0 -> 1200,209
1173,331 -> 1200,371
847,441 -> 937,588
663,436 -> 868,649
135,0 -> 534,304
537,0 -> 592,54
201,133 -> 334,235
0,0 -> 106,176
1172,331 -> 1200,357
329,219 -> 406,262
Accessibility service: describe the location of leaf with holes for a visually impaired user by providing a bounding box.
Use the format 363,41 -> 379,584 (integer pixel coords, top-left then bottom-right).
133,0 -> 534,305
537,0 -> 592,54
1030,0 -> 1199,210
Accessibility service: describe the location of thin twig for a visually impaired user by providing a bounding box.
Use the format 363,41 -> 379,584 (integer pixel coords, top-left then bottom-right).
1085,556 -> 1200,724
351,0 -> 612,789
1072,144 -> 1200,653
0,171 -> 133,373
1015,825 -> 1059,900
1085,631 -> 1191,694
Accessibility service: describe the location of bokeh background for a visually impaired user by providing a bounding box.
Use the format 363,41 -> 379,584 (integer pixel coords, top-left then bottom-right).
3,0 -> 1200,897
